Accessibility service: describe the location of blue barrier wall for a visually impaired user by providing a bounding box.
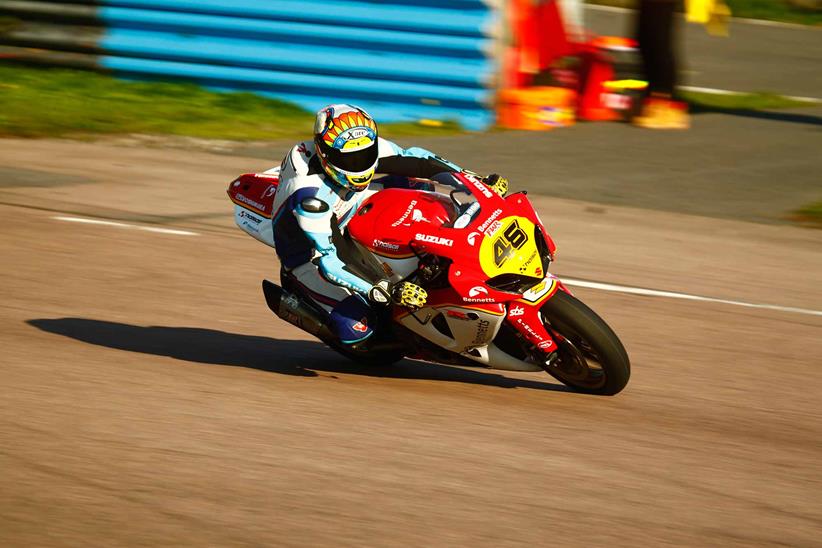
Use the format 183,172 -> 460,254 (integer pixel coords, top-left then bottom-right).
0,0 -> 502,129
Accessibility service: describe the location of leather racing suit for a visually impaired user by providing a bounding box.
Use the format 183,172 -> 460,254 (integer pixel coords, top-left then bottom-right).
269,137 -> 461,345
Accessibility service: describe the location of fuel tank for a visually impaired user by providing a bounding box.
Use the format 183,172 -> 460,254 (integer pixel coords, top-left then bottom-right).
346,188 -> 456,260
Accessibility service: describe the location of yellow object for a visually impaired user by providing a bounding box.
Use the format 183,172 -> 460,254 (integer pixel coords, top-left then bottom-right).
497,87 -> 576,131
603,79 -> 648,92
632,99 -> 690,130
488,176 -> 508,197
478,216 -> 543,278
396,282 -> 427,309
686,0 -> 732,36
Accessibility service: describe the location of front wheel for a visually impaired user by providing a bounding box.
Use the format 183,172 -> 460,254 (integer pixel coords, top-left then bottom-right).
540,290 -> 630,395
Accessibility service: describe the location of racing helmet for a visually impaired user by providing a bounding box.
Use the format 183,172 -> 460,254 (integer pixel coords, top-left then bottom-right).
314,104 -> 379,192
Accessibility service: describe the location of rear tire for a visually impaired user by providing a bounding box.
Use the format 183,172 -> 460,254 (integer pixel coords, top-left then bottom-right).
540,291 -> 630,395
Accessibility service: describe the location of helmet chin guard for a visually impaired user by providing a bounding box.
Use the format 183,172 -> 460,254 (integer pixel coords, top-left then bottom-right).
314,104 -> 379,192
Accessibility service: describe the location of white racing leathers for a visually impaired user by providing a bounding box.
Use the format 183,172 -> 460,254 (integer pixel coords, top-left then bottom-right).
269,137 -> 460,344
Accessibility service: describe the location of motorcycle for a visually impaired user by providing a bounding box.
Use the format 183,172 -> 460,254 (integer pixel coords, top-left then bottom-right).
228,170 -> 630,395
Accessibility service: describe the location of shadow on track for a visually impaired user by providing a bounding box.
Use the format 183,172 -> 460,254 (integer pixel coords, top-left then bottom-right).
691,106 -> 822,127
27,318 -> 569,392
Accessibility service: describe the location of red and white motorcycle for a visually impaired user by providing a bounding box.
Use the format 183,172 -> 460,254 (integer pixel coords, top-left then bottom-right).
228,170 -> 630,395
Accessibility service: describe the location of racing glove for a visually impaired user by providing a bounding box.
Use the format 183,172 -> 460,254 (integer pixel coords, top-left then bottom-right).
483,173 -> 508,197
369,280 -> 428,310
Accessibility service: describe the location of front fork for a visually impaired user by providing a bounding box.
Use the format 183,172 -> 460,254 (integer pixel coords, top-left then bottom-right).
505,274 -> 572,355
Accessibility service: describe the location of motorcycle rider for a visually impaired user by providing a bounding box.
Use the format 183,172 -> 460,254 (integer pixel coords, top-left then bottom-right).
270,104 -> 508,347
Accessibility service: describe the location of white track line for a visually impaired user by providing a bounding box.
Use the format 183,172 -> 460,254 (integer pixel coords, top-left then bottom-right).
52,216 -> 819,317
53,216 -> 199,236
680,85 -> 821,104
586,4 -> 630,14
563,278 -> 822,317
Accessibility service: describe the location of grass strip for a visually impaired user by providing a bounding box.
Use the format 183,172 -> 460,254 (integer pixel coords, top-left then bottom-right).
794,202 -> 822,228
681,90 -> 818,110
0,64 -> 462,141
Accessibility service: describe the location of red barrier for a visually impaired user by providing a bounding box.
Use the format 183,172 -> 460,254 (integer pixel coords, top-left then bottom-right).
501,0 -> 645,126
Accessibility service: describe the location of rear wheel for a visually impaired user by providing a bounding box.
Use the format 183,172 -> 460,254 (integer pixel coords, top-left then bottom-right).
540,291 -> 630,395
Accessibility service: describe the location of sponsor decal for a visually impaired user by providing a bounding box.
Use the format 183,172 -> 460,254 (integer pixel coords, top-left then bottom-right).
333,127 -> 375,150
535,267 -> 543,277
464,297 -> 495,303
297,142 -> 312,157
373,239 -> 400,251
415,233 -> 453,247
323,271 -> 358,291
454,201 -> 481,229
352,319 -> 368,333
332,197 -> 352,219
467,231 -> 480,246
485,220 -> 503,237
515,318 -> 544,342
538,340 -> 555,350
241,221 -> 259,234
509,306 -> 525,317
464,173 -> 493,199
462,172 -> 482,185
472,319 -> 491,344
530,281 -> 547,294
392,200 -> 418,227
468,286 -> 488,298
239,210 -> 263,224
236,193 -> 267,210
477,208 -> 503,234
320,109 -> 378,151
519,251 -> 538,273
263,184 -> 277,199
520,279 -> 557,304
411,209 -> 430,224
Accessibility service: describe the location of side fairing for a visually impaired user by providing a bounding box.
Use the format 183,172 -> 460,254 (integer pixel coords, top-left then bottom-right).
396,304 -> 505,358
228,172 -> 280,248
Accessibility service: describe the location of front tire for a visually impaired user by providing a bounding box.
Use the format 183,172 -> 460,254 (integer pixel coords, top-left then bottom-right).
540,290 -> 630,395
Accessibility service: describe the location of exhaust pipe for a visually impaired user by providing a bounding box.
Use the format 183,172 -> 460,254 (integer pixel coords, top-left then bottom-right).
262,279 -> 334,341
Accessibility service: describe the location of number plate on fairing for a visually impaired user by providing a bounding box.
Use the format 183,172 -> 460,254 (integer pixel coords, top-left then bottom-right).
478,216 -> 542,278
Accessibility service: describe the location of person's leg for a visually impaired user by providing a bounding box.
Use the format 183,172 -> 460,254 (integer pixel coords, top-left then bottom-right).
328,294 -> 374,345
653,0 -> 677,96
287,262 -> 350,312
634,0 -> 688,128
637,0 -> 678,95
287,262 -> 373,344
636,0 -> 656,93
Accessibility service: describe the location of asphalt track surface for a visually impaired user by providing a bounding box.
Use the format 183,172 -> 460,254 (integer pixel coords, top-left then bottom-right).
213,104 -> 822,226
1,137 -> 821,546
584,5 -> 822,99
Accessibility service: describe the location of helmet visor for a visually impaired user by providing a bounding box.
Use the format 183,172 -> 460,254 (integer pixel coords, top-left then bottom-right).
319,140 -> 378,174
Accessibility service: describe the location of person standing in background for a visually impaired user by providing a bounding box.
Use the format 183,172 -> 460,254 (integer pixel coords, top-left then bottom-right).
632,0 -> 730,129
632,0 -> 690,129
